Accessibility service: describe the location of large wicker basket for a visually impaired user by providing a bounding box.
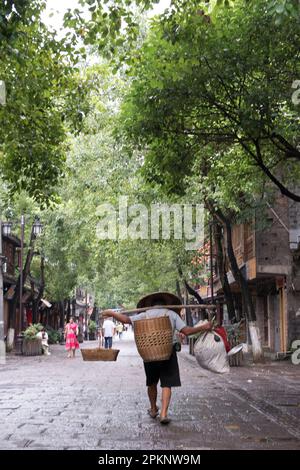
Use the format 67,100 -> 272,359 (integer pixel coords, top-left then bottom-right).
80,348 -> 119,362
134,316 -> 173,362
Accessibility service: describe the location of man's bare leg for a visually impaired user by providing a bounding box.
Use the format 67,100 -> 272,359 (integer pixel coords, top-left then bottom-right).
160,387 -> 172,422
147,384 -> 159,417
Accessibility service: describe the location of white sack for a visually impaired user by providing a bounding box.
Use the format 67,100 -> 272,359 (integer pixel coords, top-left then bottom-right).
194,331 -> 230,374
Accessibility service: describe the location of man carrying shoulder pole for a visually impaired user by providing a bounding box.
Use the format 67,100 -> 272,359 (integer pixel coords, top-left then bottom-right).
102,291 -> 212,425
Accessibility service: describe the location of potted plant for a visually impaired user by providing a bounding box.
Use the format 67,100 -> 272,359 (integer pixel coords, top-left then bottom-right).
88,320 -> 97,340
22,323 -> 43,356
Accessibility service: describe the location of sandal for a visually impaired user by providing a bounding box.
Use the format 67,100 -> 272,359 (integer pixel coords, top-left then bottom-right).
160,416 -> 171,425
147,409 -> 159,419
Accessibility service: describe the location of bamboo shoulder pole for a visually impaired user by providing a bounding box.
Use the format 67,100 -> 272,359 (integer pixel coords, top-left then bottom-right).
101,304 -> 216,316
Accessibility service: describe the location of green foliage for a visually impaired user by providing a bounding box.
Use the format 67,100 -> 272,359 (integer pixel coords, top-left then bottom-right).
62,0 -> 299,67
0,1 -> 43,42
88,320 -> 97,332
46,328 -> 60,344
23,323 -> 43,340
37,63 -> 195,307
120,0 -> 300,219
0,3 -> 91,205
266,0 -> 300,24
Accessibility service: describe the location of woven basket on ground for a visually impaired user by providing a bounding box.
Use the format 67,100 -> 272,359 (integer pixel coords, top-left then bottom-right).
80,348 -> 119,362
134,316 -> 173,362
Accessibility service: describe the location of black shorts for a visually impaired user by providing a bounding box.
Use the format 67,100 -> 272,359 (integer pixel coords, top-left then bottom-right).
143,348 -> 181,388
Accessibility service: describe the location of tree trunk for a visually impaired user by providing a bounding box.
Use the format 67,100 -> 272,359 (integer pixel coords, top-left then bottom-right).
184,279 -> 206,320
207,203 -> 264,363
213,222 -> 236,321
30,279 -> 35,322
59,302 -> 64,329
223,217 -> 264,362
9,226 -> 36,334
184,279 -> 204,304
248,321 -> 264,363
32,256 -> 45,324
176,279 -> 183,302
223,217 -> 256,320
72,298 -> 76,317
184,288 -> 193,327
67,298 -> 71,322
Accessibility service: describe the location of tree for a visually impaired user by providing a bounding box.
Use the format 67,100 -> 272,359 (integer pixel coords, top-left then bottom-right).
28,63 -> 194,309
0,2 -> 88,205
63,1 -> 300,61
0,1 -> 42,40
121,0 -> 300,200
118,0 -> 300,360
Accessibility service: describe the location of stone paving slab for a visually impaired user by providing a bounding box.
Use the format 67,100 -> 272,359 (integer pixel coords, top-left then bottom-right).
0,335 -> 299,450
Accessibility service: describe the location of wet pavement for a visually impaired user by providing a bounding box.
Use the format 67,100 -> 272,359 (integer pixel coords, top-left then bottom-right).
0,331 -> 299,450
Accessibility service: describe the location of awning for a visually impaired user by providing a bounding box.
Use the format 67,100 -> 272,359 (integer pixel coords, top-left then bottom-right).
41,298 -> 52,308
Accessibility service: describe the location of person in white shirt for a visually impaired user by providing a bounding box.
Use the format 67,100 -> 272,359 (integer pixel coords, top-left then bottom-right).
36,328 -> 51,356
102,318 -> 116,349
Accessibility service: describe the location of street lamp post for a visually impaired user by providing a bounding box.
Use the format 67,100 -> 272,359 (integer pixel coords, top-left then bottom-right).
19,216 -> 43,332
0,221 -> 5,364
0,220 -> 12,364
19,215 -> 25,332
0,215 -> 43,352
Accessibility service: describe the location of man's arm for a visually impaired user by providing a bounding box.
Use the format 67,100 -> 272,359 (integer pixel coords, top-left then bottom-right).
102,309 -> 132,325
180,321 -> 212,337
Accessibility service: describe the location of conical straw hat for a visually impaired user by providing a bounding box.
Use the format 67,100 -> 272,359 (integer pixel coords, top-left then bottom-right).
137,291 -> 182,314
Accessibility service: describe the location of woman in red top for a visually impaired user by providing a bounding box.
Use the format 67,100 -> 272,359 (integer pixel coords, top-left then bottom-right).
64,317 -> 79,358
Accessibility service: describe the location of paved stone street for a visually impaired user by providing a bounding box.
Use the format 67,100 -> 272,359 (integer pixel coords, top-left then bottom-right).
0,332 -> 299,450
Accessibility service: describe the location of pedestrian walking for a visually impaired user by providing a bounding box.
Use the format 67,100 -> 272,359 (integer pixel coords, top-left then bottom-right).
102,292 -> 212,425
102,317 -> 116,349
36,328 -> 51,356
64,317 -> 79,358
116,322 -> 124,340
